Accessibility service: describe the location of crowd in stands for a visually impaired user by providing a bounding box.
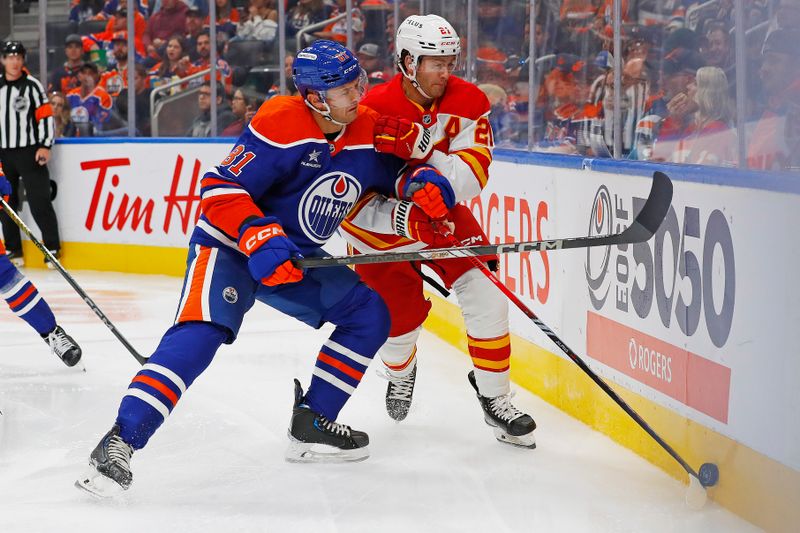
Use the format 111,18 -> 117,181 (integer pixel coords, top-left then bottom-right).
472,0 -> 800,171
10,0 -> 800,171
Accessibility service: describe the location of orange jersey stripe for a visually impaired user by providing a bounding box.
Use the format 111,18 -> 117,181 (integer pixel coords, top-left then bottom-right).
317,352 -> 364,381
178,247 -> 211,322
132,375 -> 179,406
202,176 -> 240,188
35,103 -> 53,121
8,285 -> 35,309
201,193 -> 263,239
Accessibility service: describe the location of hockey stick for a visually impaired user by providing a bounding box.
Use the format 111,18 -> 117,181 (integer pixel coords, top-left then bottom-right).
295,171 -> 673,269
0,197 -> 147,365
437,172 -> 718,508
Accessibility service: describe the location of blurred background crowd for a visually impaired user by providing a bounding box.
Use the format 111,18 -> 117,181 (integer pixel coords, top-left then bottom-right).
3,0 -> 799,171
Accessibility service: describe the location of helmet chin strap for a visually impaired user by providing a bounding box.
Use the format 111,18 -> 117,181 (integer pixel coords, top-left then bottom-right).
304,95 -> 349,127
401,61 -> 433,100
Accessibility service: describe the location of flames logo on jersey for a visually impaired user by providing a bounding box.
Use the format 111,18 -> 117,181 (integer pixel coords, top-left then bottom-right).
299,172 -> 361,244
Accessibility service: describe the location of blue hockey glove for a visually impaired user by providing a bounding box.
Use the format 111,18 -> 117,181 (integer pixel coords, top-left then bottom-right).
401,165 -> 456,220
0,172 -> 11,207
237,217 -> 303,286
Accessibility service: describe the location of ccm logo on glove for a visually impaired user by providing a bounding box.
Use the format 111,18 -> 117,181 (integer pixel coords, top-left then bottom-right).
238,217 -> 303,286
241,225 -> 287,254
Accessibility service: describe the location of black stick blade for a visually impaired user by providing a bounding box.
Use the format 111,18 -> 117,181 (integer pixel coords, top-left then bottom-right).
621,171 -> 673,243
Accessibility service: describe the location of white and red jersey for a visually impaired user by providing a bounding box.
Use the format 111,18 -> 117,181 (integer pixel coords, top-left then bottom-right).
341,73 -> 494,253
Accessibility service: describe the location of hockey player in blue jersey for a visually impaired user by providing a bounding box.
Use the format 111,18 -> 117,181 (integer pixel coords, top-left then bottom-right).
0,167 -> 82,366
76,40 -> 454,497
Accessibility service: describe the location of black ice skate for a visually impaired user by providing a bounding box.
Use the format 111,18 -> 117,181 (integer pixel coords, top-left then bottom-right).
286,379 -> 369,463
385,365 -> 417,422
468,371 -> 536,449
43,325 -> 82,367
75,425 -> 134,498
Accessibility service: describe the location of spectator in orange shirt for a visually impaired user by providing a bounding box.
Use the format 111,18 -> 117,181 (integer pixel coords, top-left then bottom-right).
99,32 -> 135,99
91,3 -> 147,57
188,31 -> 233,95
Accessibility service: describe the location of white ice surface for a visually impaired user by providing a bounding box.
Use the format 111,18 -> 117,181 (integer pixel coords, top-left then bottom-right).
0,270 -> 760,533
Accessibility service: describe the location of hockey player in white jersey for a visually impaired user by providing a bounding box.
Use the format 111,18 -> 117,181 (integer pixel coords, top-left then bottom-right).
340,14 -> 536,448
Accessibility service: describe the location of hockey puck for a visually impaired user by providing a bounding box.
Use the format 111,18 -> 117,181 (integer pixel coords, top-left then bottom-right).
698,463 -> 719,487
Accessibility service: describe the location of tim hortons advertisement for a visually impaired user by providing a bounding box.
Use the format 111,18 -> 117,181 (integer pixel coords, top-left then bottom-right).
477,160 -> 800,471
48,142 -> 233,247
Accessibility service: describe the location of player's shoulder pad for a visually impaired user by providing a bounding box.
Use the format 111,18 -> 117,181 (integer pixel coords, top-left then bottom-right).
248,95 -> 325,147
439,76 -> 490,119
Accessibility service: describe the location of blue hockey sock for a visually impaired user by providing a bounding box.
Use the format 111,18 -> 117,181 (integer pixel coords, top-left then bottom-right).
304,284 -> 390,420
116,321 -> 228,449
0,256 -> 56,335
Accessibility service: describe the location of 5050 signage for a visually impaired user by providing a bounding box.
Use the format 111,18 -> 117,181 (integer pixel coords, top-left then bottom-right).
584,184 -> 734,423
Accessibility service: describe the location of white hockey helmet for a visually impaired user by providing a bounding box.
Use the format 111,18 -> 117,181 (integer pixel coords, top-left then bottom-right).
396,14 -> 461,96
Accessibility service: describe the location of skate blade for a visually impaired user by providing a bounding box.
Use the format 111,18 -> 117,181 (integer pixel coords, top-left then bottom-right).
483,415 -> 536,449
285,436 -> 370,464
492,426 -> 536,449
74,468 -> 127,498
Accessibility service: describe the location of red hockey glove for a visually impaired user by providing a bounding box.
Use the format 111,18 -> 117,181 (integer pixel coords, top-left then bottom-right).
402,165 -> 456,220
238,217 -> 304,286
374,116 -> 434,162
392,201 -> 454,248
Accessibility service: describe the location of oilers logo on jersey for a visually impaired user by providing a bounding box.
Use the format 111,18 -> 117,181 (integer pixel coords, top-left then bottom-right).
299,172 -> 362,243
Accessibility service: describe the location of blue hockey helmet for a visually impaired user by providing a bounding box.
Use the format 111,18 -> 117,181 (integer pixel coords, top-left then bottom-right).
292,40 -> 362,99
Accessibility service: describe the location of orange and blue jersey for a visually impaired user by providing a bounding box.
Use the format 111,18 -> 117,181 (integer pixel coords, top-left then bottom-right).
193,95 -> 405,255
67,86 -> 113,130
112,96 -> 402,446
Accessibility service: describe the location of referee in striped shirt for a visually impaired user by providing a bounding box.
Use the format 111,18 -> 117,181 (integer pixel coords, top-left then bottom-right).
1,41 -> 61,266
